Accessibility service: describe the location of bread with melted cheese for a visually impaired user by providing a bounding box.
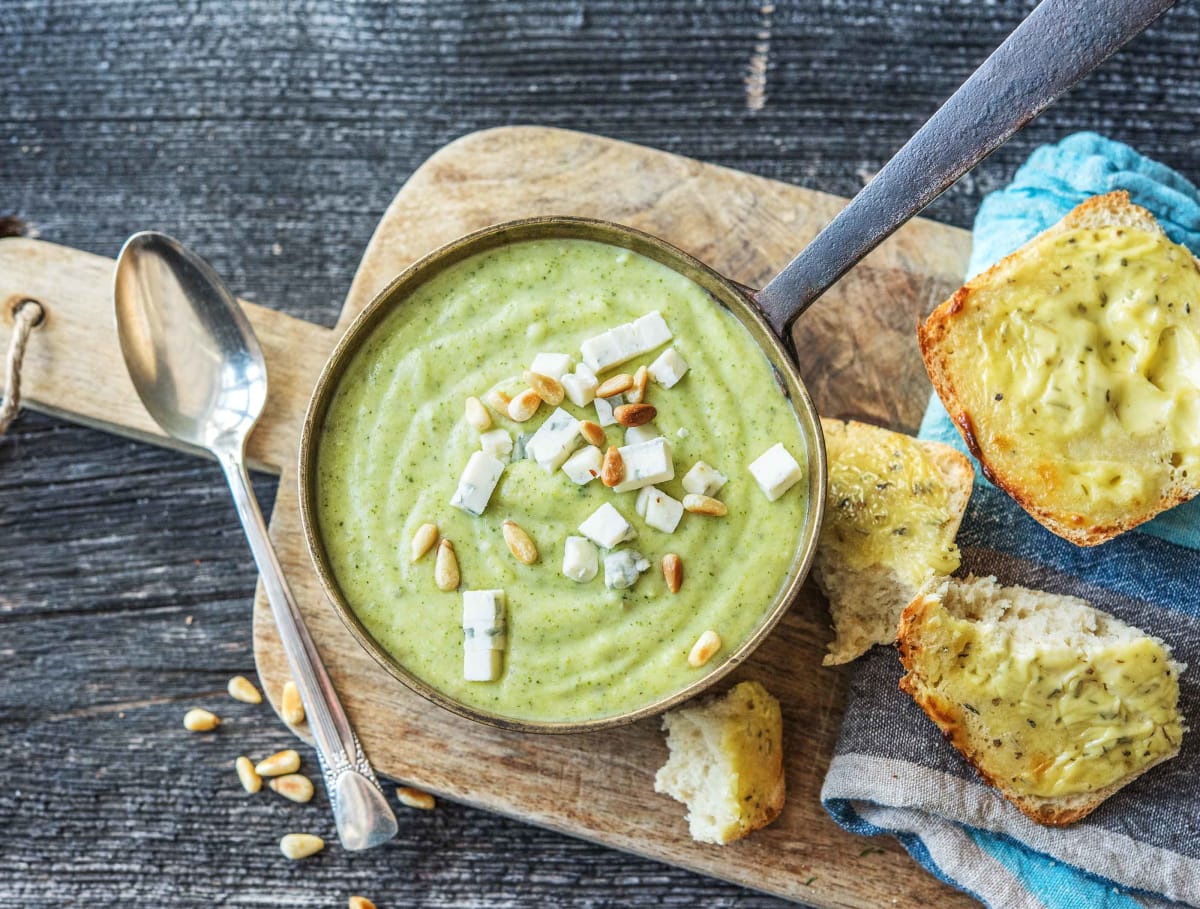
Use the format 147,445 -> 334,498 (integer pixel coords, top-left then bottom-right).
919,192 -> 1200,545
814,418 -> 973,665
654,680 -> 785,844
898,575 -> 1185,826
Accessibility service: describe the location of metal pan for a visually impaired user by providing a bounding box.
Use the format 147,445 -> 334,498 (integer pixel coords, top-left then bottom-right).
297,0 -> 1175,733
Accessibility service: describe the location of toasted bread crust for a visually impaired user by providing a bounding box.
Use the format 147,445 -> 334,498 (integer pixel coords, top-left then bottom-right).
897,584 -> 1182,826
918,191 -> 1200,546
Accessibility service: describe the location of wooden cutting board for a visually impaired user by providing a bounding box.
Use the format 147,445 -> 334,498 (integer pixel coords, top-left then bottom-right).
0,126 -> 974,908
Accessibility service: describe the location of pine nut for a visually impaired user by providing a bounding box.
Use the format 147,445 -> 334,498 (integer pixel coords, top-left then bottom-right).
235,755 -> 262,794
435,539 -> 460,591
662,554 -> 683,593
183,708 -> 220,732
502,520 -> 538,565
579,420 -> 605,447
683,493 -> 727,516
348,898 -> 377,909
281,680 -> 305,726
483,388 -> 511,412
614,403 -> 656,427
411,522 -> 439,562
596,373 -> 633,398
227,675 -> 262,704
601,446 -> 624,487
525,370 -> 565,406
396,786 -> 436,810
269,773 -> 315,804
507,388 -> 542,422
465,396 -> 492,432
256,748 -> 301,777
627,365 -> 649,404
279,833 -> 324,860
688,629 -> 722,668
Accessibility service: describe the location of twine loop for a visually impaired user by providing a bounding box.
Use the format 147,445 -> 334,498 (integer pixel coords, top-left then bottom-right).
0,299 -> 45,435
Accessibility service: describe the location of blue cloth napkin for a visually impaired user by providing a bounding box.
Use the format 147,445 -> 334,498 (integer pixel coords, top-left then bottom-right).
820,133 -> 1200,909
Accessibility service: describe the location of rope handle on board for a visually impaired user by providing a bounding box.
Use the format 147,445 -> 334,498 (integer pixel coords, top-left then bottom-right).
0,298 -> 45,434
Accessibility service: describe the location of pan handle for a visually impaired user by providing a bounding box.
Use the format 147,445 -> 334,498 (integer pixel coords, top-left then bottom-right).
753,0 -> 1178,339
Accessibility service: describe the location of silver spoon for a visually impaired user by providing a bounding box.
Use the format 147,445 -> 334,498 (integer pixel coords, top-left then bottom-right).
113,231 -> 398,851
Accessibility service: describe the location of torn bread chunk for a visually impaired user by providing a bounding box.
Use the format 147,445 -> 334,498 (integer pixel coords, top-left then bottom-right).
654,680 -> 785,845
814,418 -> 972,665
898,575 -> 1185,826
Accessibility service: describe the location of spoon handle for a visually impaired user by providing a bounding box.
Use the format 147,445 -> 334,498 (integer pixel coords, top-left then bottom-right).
218,450 -> 399,851
753,0 -> 1178,336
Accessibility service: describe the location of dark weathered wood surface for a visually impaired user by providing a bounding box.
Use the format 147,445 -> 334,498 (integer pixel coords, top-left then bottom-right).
2,2 -> 1198,907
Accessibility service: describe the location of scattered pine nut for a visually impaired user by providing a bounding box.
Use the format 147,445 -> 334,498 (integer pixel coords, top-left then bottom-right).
507,388 -> 542,422
465,396 -> 492,432
483,388 -> 511,412
502,520 -> 538,565
614,403 -> 656,427
662,554 -> 683,593
579,420 -> 605,447
435,539 -> 460,591
269,773 -> 315,804
183,708 -> 220,732
596,373 -> 633,398
227,675 -> 262,704
235,755 -> 262,794
279,833 -> 324,860
396,786 -> 436,811
348,898 -> 378,909
256,749 -> 301,777
683,493 -> 727,516
627,365 -> 649,404
281,680 -> 306,726
601,446 -> 624,487
411,523 -> 439,562
688,630 -> 722,668
525,370 -> 565,406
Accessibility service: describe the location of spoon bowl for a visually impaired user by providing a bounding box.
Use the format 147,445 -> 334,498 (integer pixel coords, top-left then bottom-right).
114,232 -> 266,450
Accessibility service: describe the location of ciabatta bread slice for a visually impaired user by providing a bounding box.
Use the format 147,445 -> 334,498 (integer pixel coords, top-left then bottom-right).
918,191 -> 1200,545
814,419 -> 972,665
898,575 -> 1185,826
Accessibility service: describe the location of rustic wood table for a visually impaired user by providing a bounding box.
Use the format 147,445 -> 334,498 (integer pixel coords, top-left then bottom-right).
3,2 -> 1198,907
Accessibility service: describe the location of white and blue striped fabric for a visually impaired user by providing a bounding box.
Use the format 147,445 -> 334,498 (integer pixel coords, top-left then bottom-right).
821,133 -> 1200,909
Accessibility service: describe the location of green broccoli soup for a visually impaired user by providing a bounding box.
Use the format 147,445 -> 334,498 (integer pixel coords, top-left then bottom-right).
316,238 -> 809,723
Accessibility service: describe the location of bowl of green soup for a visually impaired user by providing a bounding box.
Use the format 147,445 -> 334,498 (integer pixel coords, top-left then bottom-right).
299,217 -> 826,732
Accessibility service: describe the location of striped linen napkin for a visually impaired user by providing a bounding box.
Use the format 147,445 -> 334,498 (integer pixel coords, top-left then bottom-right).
820,133 -> 1200,909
